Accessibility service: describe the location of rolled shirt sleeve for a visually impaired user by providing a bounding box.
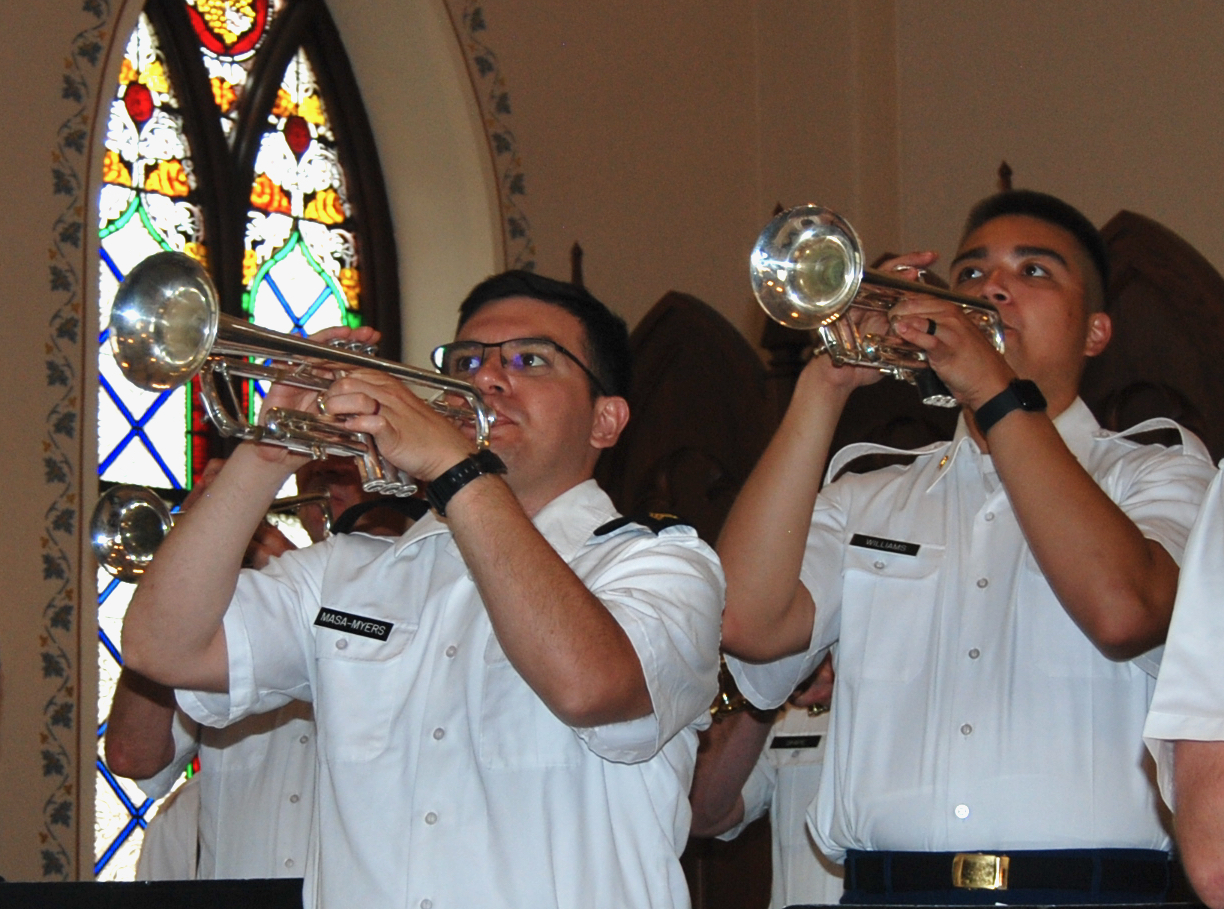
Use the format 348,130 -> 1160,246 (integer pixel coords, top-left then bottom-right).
571,523 -> 725,762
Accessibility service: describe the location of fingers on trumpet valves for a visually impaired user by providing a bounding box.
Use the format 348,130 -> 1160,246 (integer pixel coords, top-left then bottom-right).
320,385 -> 385,425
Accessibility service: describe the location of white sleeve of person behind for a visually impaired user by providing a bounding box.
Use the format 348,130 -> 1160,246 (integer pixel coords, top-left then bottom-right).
1144,463 -> 1224,810
719,705 -> 844,907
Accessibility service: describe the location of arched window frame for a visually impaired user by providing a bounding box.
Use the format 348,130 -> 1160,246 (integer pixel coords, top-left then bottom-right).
139,0 -> 401,362
93,0 -> 400,878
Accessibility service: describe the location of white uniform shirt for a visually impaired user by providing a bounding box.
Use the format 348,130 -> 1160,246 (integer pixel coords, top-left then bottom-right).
135,700 -> 316,879
718,705 -> 844,908
729,400 -> 1214,861
1144,463 -> 1224,809
180,479 -> 724,909
136,775 -> 201,880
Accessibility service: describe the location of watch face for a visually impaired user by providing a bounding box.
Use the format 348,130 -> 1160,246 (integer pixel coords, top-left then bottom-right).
1014,380 -> 1046,410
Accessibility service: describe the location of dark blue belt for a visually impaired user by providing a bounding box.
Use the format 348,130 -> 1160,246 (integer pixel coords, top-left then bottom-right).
845,848 -> 1175,899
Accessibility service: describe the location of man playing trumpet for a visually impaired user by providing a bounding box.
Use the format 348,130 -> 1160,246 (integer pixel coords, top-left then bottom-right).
720,190 -> 1215,903
120,270 -> 724,909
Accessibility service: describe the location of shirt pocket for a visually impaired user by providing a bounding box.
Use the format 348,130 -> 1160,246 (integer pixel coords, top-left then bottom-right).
478,635 -> 585,770
314,620 -> 414,763
844,542 -> 944,682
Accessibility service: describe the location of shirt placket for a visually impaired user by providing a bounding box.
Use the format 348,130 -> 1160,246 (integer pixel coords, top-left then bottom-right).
404,552 -> 481,909
943,453 -> 1007,840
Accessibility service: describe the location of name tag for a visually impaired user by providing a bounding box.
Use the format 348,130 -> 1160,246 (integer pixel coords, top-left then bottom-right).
771,734 -> 823,750
314,608 -> 393,641
850,533 -> 920,557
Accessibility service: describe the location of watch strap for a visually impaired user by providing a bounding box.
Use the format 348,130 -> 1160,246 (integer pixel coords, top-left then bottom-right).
425,449 -> 507,516
974,379 -> 1046,436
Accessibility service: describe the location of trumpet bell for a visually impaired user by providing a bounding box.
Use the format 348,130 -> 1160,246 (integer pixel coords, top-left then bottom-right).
751,206 -> 865,329
90,485 -> 173,582
749,204 -> 1004,407
109,252 -> 219,391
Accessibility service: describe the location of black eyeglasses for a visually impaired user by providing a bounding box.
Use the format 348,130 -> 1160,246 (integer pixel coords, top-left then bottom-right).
431,337 -> 608,396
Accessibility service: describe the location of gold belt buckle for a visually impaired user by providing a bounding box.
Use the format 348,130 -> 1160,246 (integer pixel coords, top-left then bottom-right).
952,853 -> 1009,890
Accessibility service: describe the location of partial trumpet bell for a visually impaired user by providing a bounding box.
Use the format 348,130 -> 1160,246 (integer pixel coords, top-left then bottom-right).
109,252 -> 220,391
90,485 -> 174,583
751,206 -> 865,328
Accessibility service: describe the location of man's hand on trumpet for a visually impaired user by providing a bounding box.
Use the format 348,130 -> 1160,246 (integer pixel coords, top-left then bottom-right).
889,293 -> 1015,414
320,367 -> 475,486
251,323 -> 384,473
876,250 -> 1016,413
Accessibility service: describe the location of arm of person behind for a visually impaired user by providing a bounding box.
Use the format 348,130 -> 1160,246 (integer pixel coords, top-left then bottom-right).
104,667 -> 179,780
691,654 -> 832,836
1173,740 -> 1224,908
689,709 -> 775,836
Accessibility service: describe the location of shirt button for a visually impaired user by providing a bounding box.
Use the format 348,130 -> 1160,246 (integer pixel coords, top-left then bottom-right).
299,735 -> 310,744
284,858 -> 295,868
984,512 -> 995,522
433,728 -> 445,741
976,578 -> 989,589
960,723 -> 973,736
445,645 -> 458,658
873,560 -> 886,570
425,811 -> 438,825
335,638 -> 348,650
955,804 -> 970,819
968,648 -> 981,659
421,901 -> 433,909
289,793 -> 300,804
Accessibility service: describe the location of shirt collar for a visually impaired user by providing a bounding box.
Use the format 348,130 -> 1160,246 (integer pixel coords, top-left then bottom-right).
530,479 -> 621,561
929,396 -> 1100,490
391,477 -> 618,561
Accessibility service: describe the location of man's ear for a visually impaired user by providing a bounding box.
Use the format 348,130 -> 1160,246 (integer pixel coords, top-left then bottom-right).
590,396 -> 630,451
1084,311 -> 1112,359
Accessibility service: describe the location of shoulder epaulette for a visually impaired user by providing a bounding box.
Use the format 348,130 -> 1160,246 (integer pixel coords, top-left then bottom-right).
594,512 -> 690,536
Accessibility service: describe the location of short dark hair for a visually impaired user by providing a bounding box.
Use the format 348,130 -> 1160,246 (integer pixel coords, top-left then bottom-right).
456,270 -> 632,399
961,190 -> 1109,296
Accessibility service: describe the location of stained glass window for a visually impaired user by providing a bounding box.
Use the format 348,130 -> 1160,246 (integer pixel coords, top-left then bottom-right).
95,0 -> 398,879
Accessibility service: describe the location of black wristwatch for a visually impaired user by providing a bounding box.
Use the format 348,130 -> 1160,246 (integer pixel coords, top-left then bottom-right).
974,379 -> 1047,435
425,449 -> 507,516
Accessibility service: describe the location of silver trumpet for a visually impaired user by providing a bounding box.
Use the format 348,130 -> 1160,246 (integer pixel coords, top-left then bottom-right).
108,251 -> 494,495
91,484 -> 332,582
750,205 -> 1005,407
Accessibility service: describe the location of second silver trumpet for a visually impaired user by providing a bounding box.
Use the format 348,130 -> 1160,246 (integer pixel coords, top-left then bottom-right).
751,205 -> 1005,407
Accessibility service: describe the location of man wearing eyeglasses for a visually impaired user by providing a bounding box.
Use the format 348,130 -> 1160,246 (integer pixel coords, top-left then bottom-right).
120,270 -> 724,909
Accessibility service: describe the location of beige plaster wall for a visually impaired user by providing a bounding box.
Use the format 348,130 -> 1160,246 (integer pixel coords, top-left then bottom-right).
3,0 -> 1224,882
896,0 -> 1224,273
0,0 -> 103,881
482,0 -> 903,341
